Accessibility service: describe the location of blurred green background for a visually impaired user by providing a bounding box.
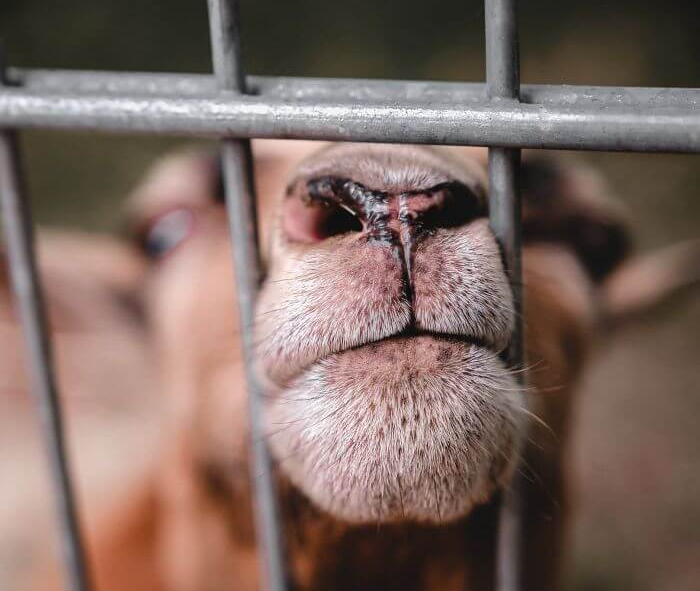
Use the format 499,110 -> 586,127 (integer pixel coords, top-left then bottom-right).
1,1 -> 699,590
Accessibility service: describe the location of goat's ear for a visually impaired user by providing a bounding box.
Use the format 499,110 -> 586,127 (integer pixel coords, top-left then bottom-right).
600,238 -> 700,330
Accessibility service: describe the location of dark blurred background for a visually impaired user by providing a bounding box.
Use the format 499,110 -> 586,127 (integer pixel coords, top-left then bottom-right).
1,1 -> 699,590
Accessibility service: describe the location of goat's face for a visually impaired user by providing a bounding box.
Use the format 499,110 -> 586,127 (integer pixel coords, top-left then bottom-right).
131,141 -> 628,528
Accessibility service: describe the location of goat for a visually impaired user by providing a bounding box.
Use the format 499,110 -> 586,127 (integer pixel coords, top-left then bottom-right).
3,141 -> 698,591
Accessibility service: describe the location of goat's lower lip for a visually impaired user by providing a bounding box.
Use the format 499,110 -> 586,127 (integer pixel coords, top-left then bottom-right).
396,328 -> 489,349
311,332 -> 502,384
343,329 -> 494,357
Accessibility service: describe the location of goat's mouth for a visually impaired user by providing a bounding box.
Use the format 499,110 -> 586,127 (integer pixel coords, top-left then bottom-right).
364,327 -> 495,355
260,323 -> 508,390
264,332 -> 523,524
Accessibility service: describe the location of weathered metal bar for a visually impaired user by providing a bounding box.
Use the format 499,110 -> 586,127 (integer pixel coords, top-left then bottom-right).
206,1 -> 287,591
1,87 -> 699,152
0,93 -> 93,591
485,0 -> 520,101
10,68 -> 700,109
489,148 -> 525,591
484,1 -> 525,591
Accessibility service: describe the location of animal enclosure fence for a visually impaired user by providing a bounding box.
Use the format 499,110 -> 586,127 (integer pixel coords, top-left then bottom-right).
1,1 -> 699,591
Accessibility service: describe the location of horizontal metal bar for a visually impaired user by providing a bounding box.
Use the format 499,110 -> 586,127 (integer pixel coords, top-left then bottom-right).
1,86 -> 699,152
8,69 -> 700,109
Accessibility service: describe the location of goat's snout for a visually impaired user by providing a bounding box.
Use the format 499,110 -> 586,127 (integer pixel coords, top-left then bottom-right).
256,145 -> 521,524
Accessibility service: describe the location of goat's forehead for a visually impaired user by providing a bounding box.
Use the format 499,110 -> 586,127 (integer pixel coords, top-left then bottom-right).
287,143 -> 487,194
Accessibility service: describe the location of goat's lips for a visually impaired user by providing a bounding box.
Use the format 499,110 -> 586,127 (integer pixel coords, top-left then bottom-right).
264,335 -> 523,524
259,326 -> 497,389
327,333 -> 488,380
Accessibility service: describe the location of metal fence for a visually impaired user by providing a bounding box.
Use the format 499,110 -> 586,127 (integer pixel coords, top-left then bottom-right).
0,1 -> 698,591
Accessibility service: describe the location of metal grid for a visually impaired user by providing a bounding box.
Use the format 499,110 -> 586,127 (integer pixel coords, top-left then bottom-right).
0,1 -> 698,591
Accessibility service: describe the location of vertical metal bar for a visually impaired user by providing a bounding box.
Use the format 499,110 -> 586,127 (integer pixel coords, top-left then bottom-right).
205,2 -> 287,591
0,49 -> 92,591
485,0 -> 520,102
484,2 -> 525,591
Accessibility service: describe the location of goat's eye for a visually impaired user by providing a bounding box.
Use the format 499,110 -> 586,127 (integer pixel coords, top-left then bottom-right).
141,209 -> 195,260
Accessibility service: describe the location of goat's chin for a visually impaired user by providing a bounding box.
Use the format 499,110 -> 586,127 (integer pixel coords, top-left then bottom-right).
265,335 -> 523,524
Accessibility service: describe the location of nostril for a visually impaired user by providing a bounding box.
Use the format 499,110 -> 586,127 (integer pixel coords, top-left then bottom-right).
418,181 -> 487,232
283,193 -> 363,244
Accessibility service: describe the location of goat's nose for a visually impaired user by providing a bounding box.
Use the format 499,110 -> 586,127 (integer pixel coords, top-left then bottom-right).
282,176 -> 485,245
